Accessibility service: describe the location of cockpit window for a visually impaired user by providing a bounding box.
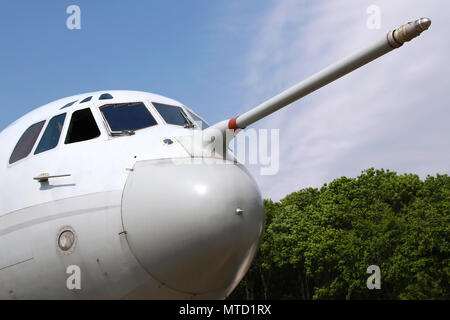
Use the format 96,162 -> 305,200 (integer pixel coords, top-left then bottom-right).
99,102 -> 157,134
152,103 -> 193,128
60,100 -> 77,110
185,109 -> 210,129
35,113 -> 66,155
9,120 -> 46,164
99,93 -> 114,100
80,96 -> 92,103
65,108 -> 100,144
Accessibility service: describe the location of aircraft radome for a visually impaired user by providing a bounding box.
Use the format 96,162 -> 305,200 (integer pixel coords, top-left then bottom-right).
0,18 -> 431,299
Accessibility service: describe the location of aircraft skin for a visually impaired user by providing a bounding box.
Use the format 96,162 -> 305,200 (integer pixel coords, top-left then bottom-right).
0,90 -> 264,299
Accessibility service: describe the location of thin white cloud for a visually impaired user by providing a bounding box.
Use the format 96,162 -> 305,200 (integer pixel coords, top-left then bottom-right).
240,0 -> 450,200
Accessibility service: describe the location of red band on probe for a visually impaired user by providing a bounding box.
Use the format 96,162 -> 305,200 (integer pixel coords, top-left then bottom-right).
228,117 -> 239,130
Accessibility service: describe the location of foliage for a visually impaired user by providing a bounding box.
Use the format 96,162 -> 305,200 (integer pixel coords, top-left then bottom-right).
228,169 -> 449,300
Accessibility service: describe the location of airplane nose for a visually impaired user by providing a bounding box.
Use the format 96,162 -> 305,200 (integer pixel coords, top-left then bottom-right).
121,158 -> 264,297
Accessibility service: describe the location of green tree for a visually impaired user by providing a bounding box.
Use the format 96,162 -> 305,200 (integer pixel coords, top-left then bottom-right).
229,169 -> 449,300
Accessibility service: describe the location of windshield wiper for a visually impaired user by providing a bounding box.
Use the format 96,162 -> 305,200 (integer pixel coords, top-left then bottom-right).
181,112 -> 195,128
111,130 -> 135,136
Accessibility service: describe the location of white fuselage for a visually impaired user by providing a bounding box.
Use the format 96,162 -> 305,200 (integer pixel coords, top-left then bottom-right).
0,90 -> 264,299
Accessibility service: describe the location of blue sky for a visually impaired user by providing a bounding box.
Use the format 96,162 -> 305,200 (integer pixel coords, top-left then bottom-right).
0,0 -> 268,130
1,1 -> 448,200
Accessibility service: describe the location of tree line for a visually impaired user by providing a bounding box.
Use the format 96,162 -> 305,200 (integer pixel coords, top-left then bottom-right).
229,168 -> 449,300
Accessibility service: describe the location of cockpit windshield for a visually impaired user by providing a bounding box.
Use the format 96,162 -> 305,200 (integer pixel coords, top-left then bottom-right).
152,103 -> 194,128
100,102 -> 157,134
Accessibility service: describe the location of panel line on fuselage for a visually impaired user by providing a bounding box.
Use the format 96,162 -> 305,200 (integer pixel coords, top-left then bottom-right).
0,257 -> 34,272
0,204 -> 120,238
